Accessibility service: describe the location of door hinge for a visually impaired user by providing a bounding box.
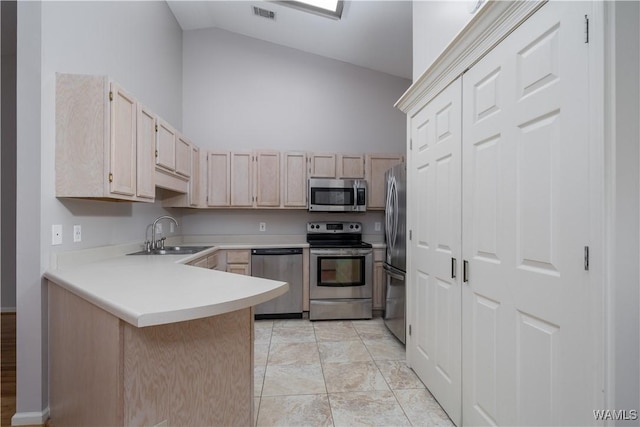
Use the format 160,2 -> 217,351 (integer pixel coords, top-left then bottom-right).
155,149 -> 158,158
409,229 -> 412,241
584,246 -> 590,271
408,324 -> 412,336
585,14 -> 589,43
410,139 -> 413,150
108,172 -> 113,183
155,124 -> 158,132
108,91 -> 113,102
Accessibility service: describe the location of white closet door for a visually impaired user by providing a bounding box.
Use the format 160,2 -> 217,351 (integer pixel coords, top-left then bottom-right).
408,78 -> 462,426
462,2 -> 596,425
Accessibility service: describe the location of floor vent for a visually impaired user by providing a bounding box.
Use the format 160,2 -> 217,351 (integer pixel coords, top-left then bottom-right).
252,6 -> 276,20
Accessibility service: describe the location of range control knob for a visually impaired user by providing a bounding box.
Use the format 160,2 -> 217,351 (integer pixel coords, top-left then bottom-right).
355,224 -> 360,229
350,224 -> 354,229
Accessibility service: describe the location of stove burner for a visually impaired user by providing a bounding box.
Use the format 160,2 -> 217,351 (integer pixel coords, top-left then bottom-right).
306,221 -> 371,249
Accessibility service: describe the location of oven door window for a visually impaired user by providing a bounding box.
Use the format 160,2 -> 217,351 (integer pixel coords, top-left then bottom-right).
311,187 -> 354,206
317,256 -> 365,287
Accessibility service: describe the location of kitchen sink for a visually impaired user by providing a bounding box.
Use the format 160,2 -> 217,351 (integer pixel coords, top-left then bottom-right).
127,246 -> 212,256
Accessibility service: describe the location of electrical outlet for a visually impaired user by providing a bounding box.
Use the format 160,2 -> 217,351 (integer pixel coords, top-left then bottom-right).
156,223 -> 162,234
52,224 -> 62,245
73,225 -> 82,242
170,222 -> 175,233
375,222 -> 381,231
259,222 -> 266,232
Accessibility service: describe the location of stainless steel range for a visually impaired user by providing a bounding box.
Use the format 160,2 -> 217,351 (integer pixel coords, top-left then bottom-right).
307,221 -> 373,320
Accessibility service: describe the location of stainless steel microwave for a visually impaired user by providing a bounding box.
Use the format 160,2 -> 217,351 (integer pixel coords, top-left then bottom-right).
308,178 -> 367,212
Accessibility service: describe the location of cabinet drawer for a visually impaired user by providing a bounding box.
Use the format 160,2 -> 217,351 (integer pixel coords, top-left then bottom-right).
226,250 -> 250,264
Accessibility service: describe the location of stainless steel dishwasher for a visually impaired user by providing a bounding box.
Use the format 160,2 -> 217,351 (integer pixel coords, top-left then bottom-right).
251,248 -> 303,319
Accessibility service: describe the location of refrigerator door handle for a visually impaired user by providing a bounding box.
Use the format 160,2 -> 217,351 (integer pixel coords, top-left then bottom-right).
383,263 -> 405,281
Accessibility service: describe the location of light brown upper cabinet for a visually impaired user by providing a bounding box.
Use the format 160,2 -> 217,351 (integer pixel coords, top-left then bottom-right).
189,145 -> 202,207
175,135 -> 192,179
230,152 -> 253,207
254,150 -> 280,207
308,153 -> 336,178
136,104 -> 157,200
207,151 -> 231,207
337,154 -> 365,179
155,119 -> 176,172
365,153 -> 404,210
55,73 -> 154,202
282,152 -> 307,208
155,119 -> 189,194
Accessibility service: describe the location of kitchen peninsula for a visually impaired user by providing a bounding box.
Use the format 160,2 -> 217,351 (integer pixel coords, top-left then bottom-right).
44,245 -> 288,426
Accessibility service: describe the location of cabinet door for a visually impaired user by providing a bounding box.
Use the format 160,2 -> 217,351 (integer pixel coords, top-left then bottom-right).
156,120 -> 176,171
282,152 -> 307,208
365,154 -> 404,210
461,3 -> 595,425
227,264 -> 250,276
136,104 -> 156,200
337,154 -> 365,179
175,135 -> 191,178
231,152 -> 253,207
373,261 -> 385,310
207,151 -> 230,207
408,78 -> 462,426
109,83 -> 137,197
308,153 -> 336,178
189,145 -> 201,207
254,151 -> 280,207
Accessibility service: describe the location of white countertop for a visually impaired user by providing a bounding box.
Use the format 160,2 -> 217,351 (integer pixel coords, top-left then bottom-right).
45,236 -> 386,328
45,246 -> 288,328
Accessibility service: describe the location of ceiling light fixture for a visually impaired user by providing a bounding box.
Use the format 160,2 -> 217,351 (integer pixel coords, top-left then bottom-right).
274,0 -> 344,20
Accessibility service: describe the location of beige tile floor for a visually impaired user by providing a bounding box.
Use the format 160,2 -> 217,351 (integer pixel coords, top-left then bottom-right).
253,317 -> 454,427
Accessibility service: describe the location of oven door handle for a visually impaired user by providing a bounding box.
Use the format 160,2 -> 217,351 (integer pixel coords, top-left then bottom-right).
383,263 -> 405,281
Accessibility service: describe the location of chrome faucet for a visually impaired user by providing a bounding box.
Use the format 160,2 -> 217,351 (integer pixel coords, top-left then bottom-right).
149,215 -> 178,250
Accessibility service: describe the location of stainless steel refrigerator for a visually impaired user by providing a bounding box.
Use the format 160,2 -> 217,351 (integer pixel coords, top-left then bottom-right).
383,163 -> 407,344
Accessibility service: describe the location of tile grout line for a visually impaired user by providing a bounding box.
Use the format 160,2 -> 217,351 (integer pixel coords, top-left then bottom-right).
314,321 -> 337,427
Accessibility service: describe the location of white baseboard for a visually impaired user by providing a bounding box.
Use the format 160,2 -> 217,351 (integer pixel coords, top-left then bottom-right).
1,307 -> 17,313
11,407 -> 49,426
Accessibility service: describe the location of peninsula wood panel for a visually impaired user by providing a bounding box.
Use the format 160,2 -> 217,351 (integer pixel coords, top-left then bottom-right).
49,281 -> 255,426
123,309 -> 253,426
49,282 -> 124,427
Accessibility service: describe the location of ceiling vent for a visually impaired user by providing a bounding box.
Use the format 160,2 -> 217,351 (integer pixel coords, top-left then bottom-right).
252,6 -> 276,20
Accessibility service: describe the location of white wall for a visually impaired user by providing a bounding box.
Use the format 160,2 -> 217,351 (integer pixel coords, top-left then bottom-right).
412,1 -> 475,80
609,0 -> 640,420
1,0 -> 16,311
181,209 -> 384,241
181,28 -> 409,239
15,1 -> 183,422
182,27 -> 410,153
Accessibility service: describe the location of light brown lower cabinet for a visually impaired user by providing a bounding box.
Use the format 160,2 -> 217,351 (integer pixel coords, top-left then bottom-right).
372,248 -> 386,311
48,281 -> 254,426
226,250 -> 251,276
